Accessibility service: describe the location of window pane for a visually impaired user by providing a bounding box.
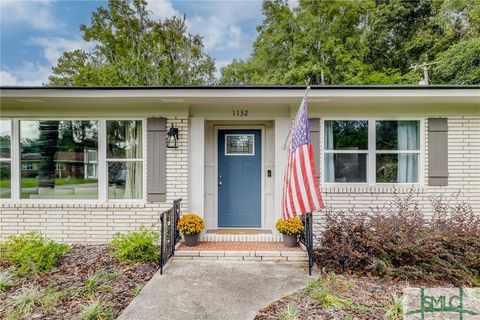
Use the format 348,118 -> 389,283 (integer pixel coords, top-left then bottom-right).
325,153 -> 367,183
324,120 -> 368,150
376,154 -> 418,183
20,120 -> 98,199
108,161 -> 142,199
225,134 -> 254,155
107,121 -> 143,159
0,161 -> 11,199
0,120 -> 11,159
376,121 -> 419,150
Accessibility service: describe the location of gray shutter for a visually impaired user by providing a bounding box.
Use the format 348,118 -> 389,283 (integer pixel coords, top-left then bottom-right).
308,118 -> 320,177
147,118 -> 167,202
428,118 -> 448,186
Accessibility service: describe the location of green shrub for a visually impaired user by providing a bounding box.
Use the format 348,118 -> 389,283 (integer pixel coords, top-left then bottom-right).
315,190 -> 480,286
0,232 -> 69,275
110,226 -> 160,263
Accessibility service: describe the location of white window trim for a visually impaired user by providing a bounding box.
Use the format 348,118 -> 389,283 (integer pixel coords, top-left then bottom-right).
0,119 -> 13,200
105,119 -> 145,202
1,117 -> 146,204
321,117 -> 425,187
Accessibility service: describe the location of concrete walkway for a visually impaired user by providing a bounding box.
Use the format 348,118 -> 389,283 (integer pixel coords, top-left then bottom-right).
118,260 -> 317,320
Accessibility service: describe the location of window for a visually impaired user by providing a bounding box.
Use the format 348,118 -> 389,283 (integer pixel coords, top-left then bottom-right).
84,150 -> 97,179
225,134 -> 254,155
376,121 -> 420,183
21,162 -> 34,170
55,162 -> 66,171
3,119 -> 145,202
324,119 -> 421,184
0,120 -> 11,199
19,120 -> 99,199
107,120 -> 143,199
324,120 -> 368,183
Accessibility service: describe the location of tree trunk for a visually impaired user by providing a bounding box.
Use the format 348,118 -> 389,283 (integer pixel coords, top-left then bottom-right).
38,121 -> 59,188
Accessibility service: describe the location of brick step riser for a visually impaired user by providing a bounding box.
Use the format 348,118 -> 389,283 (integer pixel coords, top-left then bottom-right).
199,234 -> 283,242
172,256 -> 307,263
175,250 -> 307,262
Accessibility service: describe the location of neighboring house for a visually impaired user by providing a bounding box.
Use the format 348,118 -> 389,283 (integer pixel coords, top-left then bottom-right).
0,86 -> 479,243
19,151 -> 96,179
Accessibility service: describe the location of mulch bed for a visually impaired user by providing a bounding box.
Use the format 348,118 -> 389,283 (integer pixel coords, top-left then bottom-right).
0,244 -> 158,319
255,274 -> 406,320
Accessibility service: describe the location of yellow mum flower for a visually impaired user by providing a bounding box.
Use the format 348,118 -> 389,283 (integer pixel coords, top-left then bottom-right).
177,213 -> 205,235
275,217 -> 304,236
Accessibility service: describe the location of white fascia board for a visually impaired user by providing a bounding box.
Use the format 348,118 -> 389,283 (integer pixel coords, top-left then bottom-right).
1,88 -> 479,99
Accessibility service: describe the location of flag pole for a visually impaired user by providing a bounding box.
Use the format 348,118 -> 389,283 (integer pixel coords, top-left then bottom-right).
303,85 -> 311,100
283,86 -> 312,150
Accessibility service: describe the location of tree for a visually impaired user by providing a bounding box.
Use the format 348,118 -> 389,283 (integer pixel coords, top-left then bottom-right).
49,0 -> 215,86
221,0 -> 380,85
432,38 -> 480,84
221,0 -> 480,85
286,0 -> 374,84
37,121 -> 59,189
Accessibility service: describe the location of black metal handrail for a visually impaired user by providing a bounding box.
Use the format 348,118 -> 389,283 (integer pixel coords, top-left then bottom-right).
299,212 -> 314,275
159,198 -> 182,274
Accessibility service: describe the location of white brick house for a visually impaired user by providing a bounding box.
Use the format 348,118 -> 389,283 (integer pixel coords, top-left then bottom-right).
0,86 -> 479,243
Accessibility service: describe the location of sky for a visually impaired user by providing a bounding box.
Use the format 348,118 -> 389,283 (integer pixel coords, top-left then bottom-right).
0,0 -> 274,85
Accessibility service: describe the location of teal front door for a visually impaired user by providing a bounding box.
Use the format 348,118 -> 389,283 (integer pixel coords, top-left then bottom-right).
218,129 -> 261,227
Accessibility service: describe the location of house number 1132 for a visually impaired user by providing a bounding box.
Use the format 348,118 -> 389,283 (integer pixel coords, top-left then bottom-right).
233,109 -> 248,117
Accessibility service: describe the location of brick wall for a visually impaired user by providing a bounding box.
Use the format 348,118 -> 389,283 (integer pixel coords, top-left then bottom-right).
313,116 -> 480,242
1,116 -> 478,244
0,116 -> 189,243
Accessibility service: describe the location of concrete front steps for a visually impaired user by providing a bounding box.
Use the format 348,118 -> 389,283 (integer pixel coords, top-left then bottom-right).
173,241 -> 308,264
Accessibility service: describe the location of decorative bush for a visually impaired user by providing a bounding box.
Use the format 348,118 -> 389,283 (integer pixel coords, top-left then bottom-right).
177,214 -> 204,235
110,226 -> 160,263
276,217 -> 304,236
315,190 -> 480,286
0,232 -> 69,275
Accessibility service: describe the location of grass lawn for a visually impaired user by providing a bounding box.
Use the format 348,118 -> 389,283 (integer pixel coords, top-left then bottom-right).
0,178 -> 97,189
1,178 -> 98,199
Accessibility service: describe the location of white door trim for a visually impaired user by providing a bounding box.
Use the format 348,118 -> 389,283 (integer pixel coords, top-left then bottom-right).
214,125 -> 266,229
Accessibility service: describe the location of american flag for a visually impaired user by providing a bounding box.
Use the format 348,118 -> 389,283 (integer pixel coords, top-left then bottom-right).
282,97 -> 324,219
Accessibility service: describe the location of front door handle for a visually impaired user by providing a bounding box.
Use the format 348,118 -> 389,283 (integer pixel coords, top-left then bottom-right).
218,180 -> 223,186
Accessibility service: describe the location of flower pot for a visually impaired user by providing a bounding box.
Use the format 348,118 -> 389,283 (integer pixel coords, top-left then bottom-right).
283,234 -> 298,247
184,233 -> 200,247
